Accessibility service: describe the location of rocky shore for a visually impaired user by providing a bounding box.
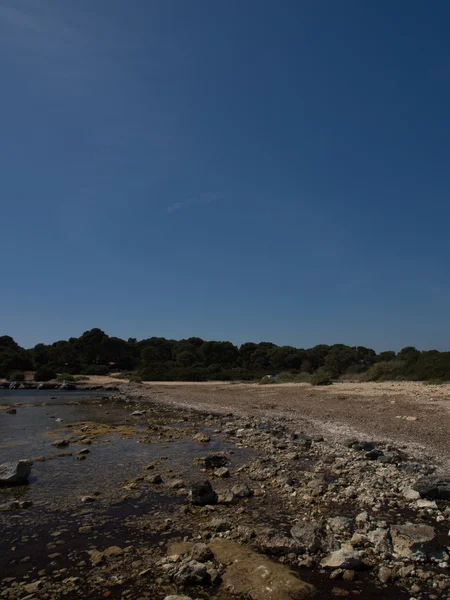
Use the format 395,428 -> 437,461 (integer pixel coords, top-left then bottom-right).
1,388 -> 449,599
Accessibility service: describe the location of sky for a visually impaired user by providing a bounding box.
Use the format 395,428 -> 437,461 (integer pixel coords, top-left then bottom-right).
1,0 -> 450,351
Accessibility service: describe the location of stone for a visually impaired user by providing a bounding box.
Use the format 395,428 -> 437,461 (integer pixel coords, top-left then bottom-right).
173,560 -> 209,584
148,474 -> 163,484
390,524 -> 436,558
320,549 -> 362,569
413,475 -> 450,500
214,467 -> 230,478
257,533 -> 300,555
367,528 -> 392,553
51,439 -> 69,448
132,410 -> 145,416
416,498 -> 438,509
166,479 -> 185,490
77,448 -> 90,455
104,546 -> 123,557
208,518 -> 232,532
190,543 -> 213,562
6,408 -> 16,414
0,460 -> 32,485
193,432 -> 211,444
231,484 -> 253,498
188,480 -> 218,505
164,597 -> 193,600
378,566 -> 392,583
327,517 -> 353,534
204,454 -> 228,469
210,538 -> 316,599
88,550 -> 105,566
403,487 -> 421,501
80,495 -> 97,503
291,521 -> 324,553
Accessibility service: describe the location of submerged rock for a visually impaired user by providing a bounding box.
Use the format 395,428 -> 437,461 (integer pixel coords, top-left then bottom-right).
210,538 -> 316,599
0,460 -> 32,485
204,454 -> 228,469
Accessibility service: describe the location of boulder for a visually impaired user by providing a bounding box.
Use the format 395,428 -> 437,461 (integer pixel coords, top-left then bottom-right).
413,474 -> 450,500
6,408 -> 16,414
390,524 -> 436,558
210,538 -> 316,599
214,467 -> 230,478
188,480 -> 218,506
0,460 -> 32,485
290,521 -> 324,553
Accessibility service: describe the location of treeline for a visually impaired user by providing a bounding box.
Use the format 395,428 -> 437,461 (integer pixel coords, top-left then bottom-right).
1,329 -> 450,383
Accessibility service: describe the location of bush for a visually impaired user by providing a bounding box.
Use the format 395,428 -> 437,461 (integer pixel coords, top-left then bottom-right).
128,374 -> 142,383
83,365 -> 109,376
362,361 -> 400,382
259,375 -> 276,385
311,369 -> 332,386
34,366 -> 57,382
8,370 -> 25,382
56,373 -> 75,382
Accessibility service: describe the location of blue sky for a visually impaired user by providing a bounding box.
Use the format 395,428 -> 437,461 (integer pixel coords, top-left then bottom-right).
2,1 -> 450,351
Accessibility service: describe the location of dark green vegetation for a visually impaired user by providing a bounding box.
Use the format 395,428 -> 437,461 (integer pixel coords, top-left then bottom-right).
1,331 -> 450,383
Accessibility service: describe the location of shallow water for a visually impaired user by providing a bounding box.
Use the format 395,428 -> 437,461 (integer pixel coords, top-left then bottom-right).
0,392 -> 251,510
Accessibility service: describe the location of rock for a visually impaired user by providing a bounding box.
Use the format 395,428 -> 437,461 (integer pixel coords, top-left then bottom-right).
51,439 -> 69,448
403,487 -> 421,501
166,479 -> 185,490
132,410 -> 145,416
291,521 -> 324,553
164,597 -> 193,600
327,517 -> 353,535
173,560 -> 210,584
367,528 -> 392,553
231,484 -> 253,498
189,480 -> 218,505
378,566 -> 392,583
210,538 -> 316,599
257,533 -> 300,555
88,550 -> 105,566
390,524 -> 436,558
6,408 -> 16,414
81,495 -> 97,503
214,467 -> 230,478
77,448 -> 90,455
148,474 -> 163,484
77,455 -> 86,461
190,543 -> 213,562
416,498 -> 438,509
204,454 -> 228,469
413,474 -> 450,500
320,549 -> 362,569
193,432 -> 211,444
0,460 -> 32,485
208,518 -> 232,532
104,546 -> 123,557
365,449 -> 384,460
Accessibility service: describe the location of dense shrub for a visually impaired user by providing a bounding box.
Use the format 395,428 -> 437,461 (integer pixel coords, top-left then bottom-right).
34,366 -> 57,382
56,373 -> 75,382
362,361 -> 401,382
128,374 -> 142,383
311,369 -> 332,386
8,370 -> 25,382
83,365 -> 109,376
259,375 -> 276,385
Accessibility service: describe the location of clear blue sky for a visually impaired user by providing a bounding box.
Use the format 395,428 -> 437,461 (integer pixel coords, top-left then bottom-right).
2,1 -> 450,351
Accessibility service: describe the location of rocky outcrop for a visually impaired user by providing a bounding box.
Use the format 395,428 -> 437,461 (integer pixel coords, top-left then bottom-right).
0,460 -> 32,485
210,538 -> 316,599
